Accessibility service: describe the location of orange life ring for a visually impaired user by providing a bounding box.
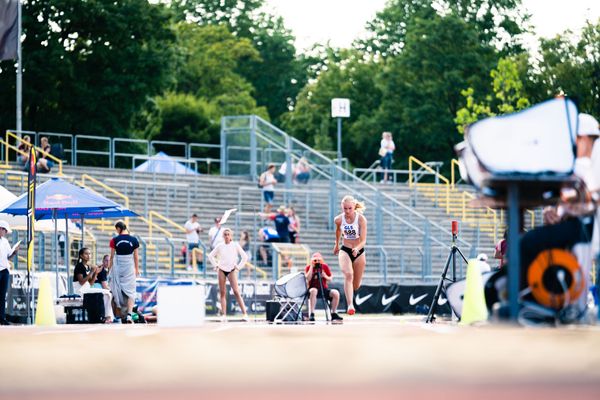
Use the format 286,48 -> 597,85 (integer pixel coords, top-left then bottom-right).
527,248 -> 584,309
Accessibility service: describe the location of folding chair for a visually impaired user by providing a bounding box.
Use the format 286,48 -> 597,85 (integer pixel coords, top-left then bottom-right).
273,271 -> 308,322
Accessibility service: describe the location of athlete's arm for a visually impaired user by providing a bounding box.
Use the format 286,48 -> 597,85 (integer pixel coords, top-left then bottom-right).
353,215 -> 368,253
333,216 -> 341,255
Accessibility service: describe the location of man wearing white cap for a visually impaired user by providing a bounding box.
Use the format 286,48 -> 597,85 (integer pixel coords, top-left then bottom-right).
0,220 -> 20,325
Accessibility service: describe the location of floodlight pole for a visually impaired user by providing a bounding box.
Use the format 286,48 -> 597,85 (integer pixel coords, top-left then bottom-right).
16,0 -> 22,133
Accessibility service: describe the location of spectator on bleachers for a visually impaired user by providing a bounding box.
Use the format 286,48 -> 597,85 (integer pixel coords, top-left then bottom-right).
257,226 -> 279,266
379,131 -> 395,184
17,135 -> 31,170
36,136 -> 55,173
261,205 -> 291,243
293,157 -> 311,184
287,206 -> 300,244
239,230 -> 252,278
184,213 -> 203,270
208,217 -> 224,250
275,161 -> 291,183
259,164 -> 277,213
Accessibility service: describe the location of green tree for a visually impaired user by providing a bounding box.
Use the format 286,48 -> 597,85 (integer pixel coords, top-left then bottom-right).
142,92 -> 214,145
174,23 -> 259,99
532,19 -> 600,117
133,23 -> 268,146
375,13 -> 496,166
168,1 -> 308,124
0,0 -> 178,136
168,0 -> 263,32
237,13 -> 308,125
281,48 -> 383,159
455,56 -> 530,131
358,0 -> 528,57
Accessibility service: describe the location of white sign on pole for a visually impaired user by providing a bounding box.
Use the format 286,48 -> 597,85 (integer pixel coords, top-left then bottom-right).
331,98 -> 350,118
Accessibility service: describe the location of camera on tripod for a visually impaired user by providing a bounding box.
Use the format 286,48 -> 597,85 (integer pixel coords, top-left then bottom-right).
313,262 -> 322,271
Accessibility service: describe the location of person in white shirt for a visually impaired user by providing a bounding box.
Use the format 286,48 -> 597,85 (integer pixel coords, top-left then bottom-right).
208,217 -> 224,250
0,220 -> 19,325
379,131 -> 396,184
208,228 -> 249,321
184,213 -> 203,270
259,164 -> 277,213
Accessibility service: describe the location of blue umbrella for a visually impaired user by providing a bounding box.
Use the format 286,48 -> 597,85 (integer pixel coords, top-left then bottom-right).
0,178 -> 138,295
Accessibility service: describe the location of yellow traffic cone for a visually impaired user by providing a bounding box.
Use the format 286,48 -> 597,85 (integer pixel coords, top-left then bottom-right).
460,259 -> 488,325
35,275 -> 56,326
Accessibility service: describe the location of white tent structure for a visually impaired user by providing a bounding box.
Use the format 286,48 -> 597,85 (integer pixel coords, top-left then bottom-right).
134,151 -> 199,175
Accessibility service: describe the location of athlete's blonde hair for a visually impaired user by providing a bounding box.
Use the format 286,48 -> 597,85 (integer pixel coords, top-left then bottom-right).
341,195 -> 366,214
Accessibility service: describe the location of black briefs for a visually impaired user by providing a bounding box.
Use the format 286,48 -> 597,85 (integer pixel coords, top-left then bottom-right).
340,245 -> 365,263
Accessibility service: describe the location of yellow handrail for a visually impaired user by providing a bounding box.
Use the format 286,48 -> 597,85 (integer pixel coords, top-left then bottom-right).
80,173 -> 130,226
526,209 -> 535,229
139,215 -> 172,239
461,190 -> 499,243
0,138 -> 27,170
5,131 -> 63,175
408,156 -> 450,213
462,191 -> 474,221
451,158 -> 460,189
243,261 -> 267,280
148,211 -> 185,241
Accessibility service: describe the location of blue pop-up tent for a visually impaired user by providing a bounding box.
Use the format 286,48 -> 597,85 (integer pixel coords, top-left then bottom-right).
134,151 -> 199,175
0,178 -> 138,293
1,178 -> 137,220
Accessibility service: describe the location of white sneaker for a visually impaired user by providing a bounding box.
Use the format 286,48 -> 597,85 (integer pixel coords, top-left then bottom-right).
220,316 -> 227,323
241,314 -> 249,321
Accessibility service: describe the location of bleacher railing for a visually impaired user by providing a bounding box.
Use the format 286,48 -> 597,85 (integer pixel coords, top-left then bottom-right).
223,115 -> 476,281
4,131 -> 64,175
2,129 -> 219,173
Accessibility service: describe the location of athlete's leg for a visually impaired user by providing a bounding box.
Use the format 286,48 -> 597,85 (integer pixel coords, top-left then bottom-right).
339,250 -> 355,314
227,270 -> 247,315
218,269 -> 228,317
352,252 -> 366,291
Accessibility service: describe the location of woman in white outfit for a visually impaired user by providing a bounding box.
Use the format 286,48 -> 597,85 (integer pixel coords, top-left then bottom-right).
208,228 -> 249,321
379,131 -> 395,183
108,221 -> 139,323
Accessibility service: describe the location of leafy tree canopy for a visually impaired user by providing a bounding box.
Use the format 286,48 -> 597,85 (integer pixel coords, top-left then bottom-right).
0,0 -> 178,137
455,56 -> 530,132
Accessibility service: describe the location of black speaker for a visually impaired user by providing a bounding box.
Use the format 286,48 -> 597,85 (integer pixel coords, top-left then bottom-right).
266,300 -> 280,322
83,292 -> 105,323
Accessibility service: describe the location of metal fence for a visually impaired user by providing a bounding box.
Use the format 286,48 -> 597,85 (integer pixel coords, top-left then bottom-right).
2,130 -> 220,173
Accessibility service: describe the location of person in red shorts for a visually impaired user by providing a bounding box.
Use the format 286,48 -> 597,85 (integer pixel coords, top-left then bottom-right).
305,252 -> 343,322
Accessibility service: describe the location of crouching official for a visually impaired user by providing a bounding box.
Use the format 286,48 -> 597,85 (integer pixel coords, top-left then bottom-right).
305,252 -> 343,322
